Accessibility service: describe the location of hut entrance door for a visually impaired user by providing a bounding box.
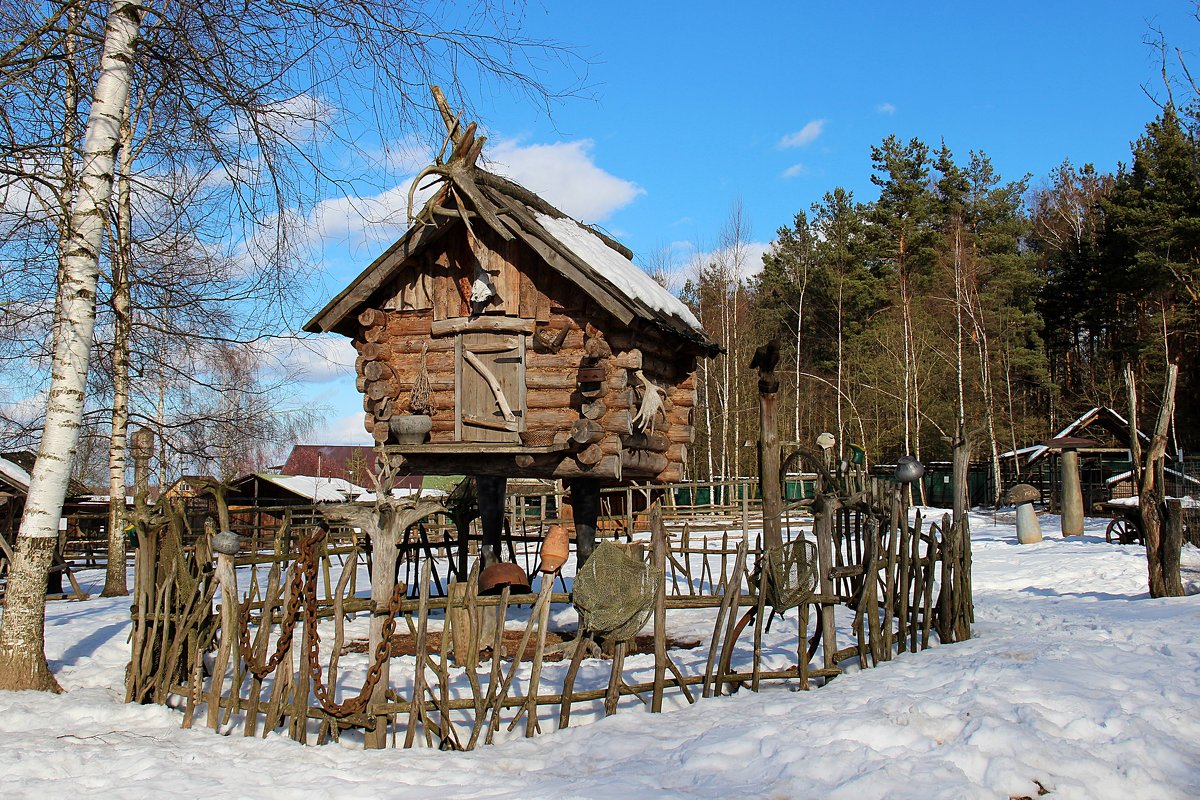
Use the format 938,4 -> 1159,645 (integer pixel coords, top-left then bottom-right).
455,331 -> 525,443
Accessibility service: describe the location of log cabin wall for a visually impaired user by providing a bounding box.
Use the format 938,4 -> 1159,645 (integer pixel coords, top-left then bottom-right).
352,221 -> 700,483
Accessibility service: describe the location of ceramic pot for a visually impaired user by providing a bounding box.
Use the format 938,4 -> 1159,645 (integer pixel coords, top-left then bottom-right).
539,524 -> 570,573
390,414 -> 432,445
894,455 -> 925,484
212,530 -> 241,556
479,561 -> 531,595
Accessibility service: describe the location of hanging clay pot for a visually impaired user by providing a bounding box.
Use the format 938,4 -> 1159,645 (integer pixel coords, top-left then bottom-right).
539,524 -> 570,573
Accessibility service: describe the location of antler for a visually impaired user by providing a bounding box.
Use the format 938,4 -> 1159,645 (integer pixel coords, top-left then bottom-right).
631,369 -> 668,433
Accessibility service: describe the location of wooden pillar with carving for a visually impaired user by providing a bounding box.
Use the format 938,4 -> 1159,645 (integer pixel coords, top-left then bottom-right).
751,341 -> 783,551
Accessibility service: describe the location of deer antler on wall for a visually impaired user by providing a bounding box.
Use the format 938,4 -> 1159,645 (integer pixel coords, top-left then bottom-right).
630,368 -> 667,433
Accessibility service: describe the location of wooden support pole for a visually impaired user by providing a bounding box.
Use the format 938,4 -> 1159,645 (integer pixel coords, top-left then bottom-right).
751,340 -> 783,551
651,504 -> 668,712
365,525 -> 398,749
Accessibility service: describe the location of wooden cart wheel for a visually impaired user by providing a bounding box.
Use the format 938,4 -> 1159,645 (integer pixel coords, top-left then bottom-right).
1105,517 -> 1141,545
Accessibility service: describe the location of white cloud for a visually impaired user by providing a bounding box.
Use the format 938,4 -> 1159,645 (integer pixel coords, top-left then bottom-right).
304,183 -> 419,250
312,411 -> 375,446
683,241 -> 773,282
782,163 -> 809,179
778,120 -> 827,149
252,135 -> 642,267
485,139 -> 643,222
877,102 -> 897,115
255,336 -> 357,384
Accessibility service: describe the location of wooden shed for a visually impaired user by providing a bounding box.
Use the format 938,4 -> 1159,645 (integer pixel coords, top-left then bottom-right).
304,103 -> 717,490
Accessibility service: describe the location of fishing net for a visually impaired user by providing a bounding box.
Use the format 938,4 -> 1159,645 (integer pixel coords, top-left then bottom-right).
752,538 -> 817,613
572,541 -> 659,642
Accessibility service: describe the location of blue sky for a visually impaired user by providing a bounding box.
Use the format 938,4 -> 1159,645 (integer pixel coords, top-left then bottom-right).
296,0 -> 1200,445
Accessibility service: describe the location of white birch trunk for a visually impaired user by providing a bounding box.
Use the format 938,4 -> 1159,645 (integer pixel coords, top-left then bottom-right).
0,0 -> 142,692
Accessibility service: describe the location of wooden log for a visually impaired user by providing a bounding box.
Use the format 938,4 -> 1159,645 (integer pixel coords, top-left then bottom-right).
358,308 -> 384,327
603,409 -> 633,437
570,419 -> 605,446
371,421 -> 390,444
584,335 -> 612,360
655,466 -> 682,483
581,399 -> 606,420
613,348 -> 643,370
625,431 -> 670,452
366,380 -> 399,401
552,454 -> 621,480
666,424 -> 695,445
363,361 -> 392,382
385,315 -> 434,337
622,449 -> 669,475
431,316 -> 535,337
525,388 -> 574,409
668,386 -> 697,408
524,350 -> 587,371
525,408 -> 581,429
364,324 -> 385,343
357,342 -> 384,361
576,443 -> 604,466
355,375 -> 367,393
386,336 -> 455,354
525,372 -> 578,391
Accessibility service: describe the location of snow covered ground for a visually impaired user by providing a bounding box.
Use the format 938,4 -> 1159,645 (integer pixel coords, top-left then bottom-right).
1,509 -> 1198,799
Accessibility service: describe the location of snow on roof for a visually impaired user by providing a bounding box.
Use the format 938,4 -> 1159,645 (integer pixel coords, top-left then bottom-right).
256,473 -> 368,503
0,455 -> 31,492
355,487 -> 448,503
535,212 -> 703,335
1003,407 -> 1151,465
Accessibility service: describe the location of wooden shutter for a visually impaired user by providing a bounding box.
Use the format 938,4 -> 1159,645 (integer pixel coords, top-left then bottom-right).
455,331 -> 526,443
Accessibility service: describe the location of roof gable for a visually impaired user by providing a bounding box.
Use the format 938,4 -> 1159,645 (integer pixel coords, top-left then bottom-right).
304,94 -> 715,354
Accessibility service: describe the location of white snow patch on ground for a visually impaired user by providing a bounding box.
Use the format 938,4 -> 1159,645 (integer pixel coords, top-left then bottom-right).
1,509 -> 1198,798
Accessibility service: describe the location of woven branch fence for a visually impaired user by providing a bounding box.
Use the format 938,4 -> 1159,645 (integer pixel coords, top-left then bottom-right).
127,477 -> 971,750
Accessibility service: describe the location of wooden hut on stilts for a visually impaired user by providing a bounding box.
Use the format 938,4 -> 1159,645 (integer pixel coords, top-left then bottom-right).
303,88 -> 718,572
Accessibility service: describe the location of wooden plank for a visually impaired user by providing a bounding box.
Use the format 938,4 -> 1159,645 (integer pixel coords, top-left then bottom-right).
304,219 -> 454,334
431,317 -> 535,337
486,195 -> 635,326
518,265 -> 538,319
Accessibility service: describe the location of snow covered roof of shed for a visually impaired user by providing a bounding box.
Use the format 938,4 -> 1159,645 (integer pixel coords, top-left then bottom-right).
236,473 -> 368,503
999,407 -> 1152,466
0,455 -> 31,493
303,90 -> 715,353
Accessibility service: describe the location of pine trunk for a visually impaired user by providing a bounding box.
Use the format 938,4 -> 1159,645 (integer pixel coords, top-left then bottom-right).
0,0 -> 142,691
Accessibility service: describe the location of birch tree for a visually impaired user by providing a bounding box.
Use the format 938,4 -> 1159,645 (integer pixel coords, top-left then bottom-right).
0,0 -> 142,691
1,0 -> 576,691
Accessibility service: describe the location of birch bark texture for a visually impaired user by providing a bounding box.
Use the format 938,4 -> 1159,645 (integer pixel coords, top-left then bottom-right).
0,0 -> 142,692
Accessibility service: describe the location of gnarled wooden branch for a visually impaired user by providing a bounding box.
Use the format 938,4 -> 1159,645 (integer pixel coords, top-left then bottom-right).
464,350 -> 517,422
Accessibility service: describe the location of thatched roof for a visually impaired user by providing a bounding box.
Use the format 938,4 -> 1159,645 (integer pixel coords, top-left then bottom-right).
304,89 -> 715,354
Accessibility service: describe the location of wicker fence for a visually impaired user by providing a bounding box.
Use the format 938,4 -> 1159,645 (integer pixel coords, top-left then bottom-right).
126,477 -> 971,750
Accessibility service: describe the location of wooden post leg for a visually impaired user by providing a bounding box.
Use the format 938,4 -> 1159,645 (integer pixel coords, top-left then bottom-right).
570,478 -> 601,569
365,526 -> 398,750
477,475 -> 507,566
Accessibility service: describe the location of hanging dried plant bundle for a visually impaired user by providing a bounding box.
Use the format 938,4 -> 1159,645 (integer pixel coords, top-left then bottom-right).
409,342 -> 435,415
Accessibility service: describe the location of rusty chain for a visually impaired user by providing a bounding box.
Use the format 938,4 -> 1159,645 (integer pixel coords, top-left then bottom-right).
236,526 -> 408,718
238,537 -> 309,680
